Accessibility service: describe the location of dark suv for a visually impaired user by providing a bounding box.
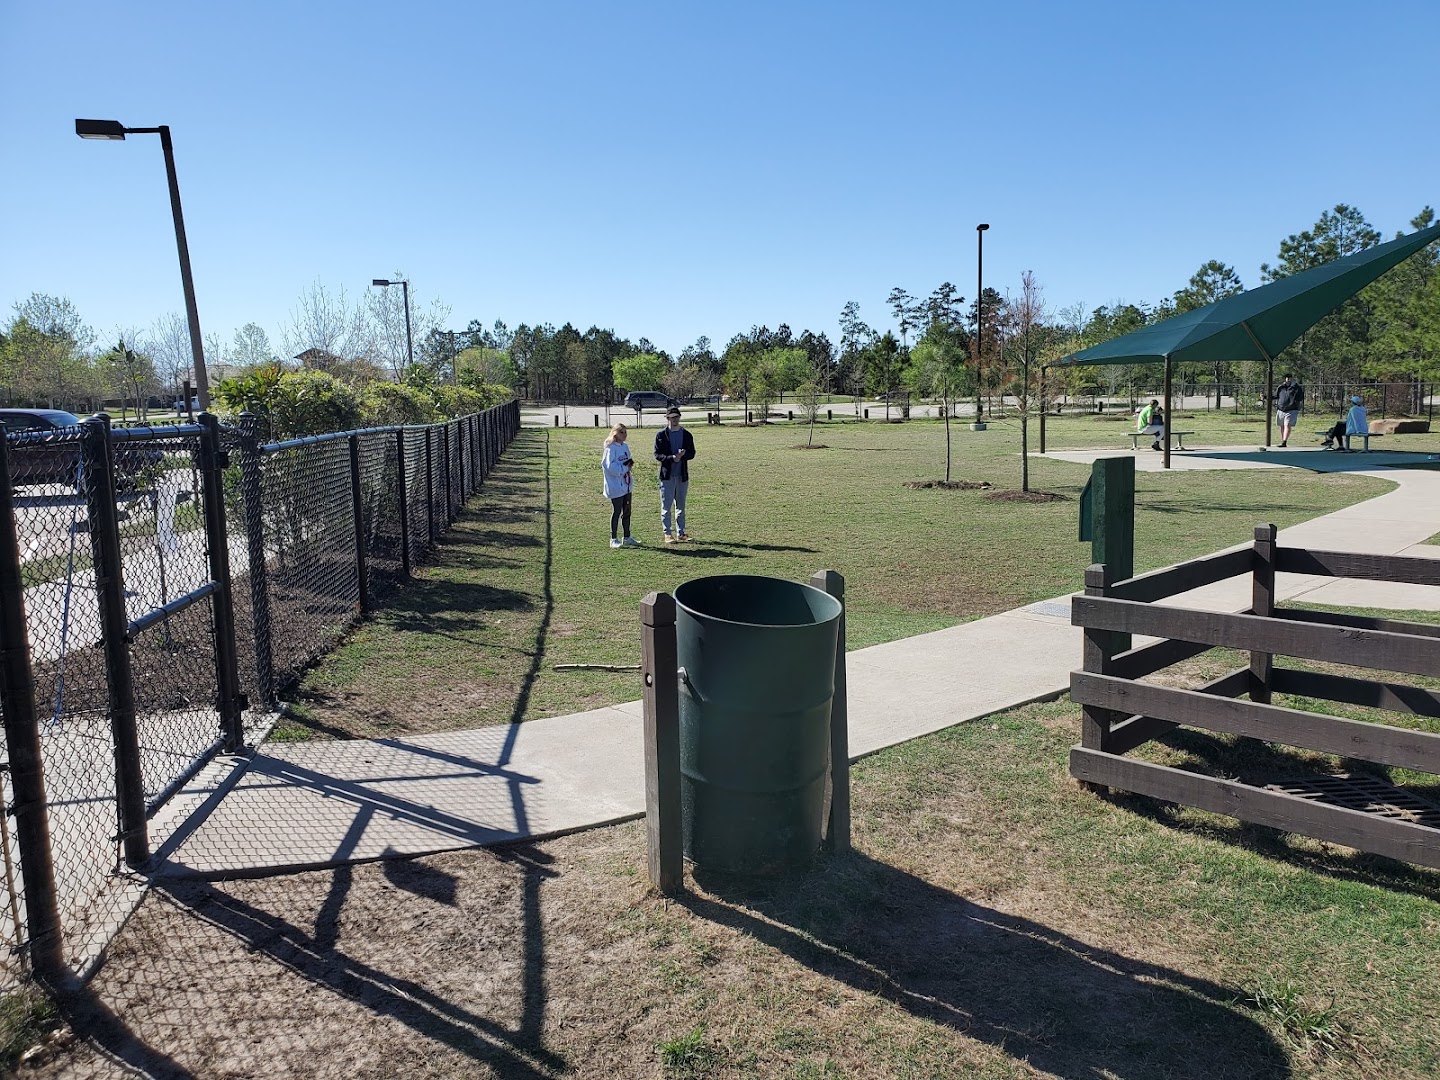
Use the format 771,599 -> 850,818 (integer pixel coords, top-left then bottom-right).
623,391 -> 678,412
1,409 -> 164,488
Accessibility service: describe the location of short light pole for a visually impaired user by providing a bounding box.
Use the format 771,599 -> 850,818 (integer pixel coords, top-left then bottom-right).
973,223 -> 990,431
372,279 -> 414,374
76,119 -> 212,409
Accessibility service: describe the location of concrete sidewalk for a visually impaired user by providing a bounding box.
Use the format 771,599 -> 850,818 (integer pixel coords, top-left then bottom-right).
152,458 -> 1440,880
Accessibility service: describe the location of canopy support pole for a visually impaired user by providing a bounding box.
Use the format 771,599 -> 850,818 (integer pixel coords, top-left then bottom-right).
1163,354 -> 1173,470
1239,320 -> 1275,447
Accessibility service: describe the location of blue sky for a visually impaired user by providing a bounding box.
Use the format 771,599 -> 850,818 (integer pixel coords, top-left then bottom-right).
3,0 -> 1437,357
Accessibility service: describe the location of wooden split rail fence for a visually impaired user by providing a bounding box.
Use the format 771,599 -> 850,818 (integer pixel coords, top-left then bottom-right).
1071,524 -> 1440,869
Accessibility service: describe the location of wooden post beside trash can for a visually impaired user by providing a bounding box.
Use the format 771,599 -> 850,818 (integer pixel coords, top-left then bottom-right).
642,592 -> 682,894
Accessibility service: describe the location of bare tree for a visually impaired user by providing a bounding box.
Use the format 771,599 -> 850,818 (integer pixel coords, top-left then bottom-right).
1009,271 -> 1049,492
364,273 -> 453,380
204,331 -> 232,388
282,280 -> 374,365
147,312 -> 193,397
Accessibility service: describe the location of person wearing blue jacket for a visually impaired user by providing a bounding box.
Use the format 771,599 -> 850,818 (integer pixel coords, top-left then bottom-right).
654,406 -> 697,543
1321,395 -> 1368,451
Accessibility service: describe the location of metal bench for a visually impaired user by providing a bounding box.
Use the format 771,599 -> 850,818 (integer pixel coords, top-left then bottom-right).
1127,430 -> 1194,451
1314,430 -> 1383,452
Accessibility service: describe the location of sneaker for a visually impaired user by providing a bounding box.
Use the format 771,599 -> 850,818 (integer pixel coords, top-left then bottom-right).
677,532 -> 692,541
664,534 -> 677,544
1279,440 -> 1287,447
1151,442 -> 1161,451
622,536 -> 640,547
610,538 -> 623,549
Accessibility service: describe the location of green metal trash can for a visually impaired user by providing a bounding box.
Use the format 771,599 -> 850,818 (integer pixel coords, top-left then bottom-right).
673,574 -> 843,875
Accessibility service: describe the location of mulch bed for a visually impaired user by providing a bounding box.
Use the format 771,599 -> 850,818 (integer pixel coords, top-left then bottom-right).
903,480 -> 993,490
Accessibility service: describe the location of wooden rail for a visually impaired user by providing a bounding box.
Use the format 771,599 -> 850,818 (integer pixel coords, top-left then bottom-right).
1070,524 -> 1440,868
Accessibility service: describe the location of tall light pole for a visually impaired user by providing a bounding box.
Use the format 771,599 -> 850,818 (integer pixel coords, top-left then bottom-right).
973,223 -> 990,431
372,279 -> 414,374
76,119 -> 212,409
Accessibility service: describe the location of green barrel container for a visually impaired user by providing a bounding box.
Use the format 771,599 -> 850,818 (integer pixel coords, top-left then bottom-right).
673,574 -> 842,875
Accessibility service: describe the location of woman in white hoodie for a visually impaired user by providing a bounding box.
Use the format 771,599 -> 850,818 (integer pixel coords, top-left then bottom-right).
602,423 -> 638,548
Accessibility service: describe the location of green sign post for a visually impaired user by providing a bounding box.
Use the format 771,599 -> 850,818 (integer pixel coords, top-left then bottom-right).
1078,456 -> 1135,649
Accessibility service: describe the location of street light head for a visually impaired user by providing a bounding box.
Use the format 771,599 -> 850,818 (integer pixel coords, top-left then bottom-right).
75,118 -> 127,140
372,279 -> 391,287
977,223 -> 990,232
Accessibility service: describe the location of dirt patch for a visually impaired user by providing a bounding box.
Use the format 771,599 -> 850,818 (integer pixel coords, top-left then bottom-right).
789,444 -> 828,450
902,479 -> 992,490
983,489 -> 1069,503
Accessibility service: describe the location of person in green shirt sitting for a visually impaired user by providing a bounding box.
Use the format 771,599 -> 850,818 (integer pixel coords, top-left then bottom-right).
1135,399 -> 1165,451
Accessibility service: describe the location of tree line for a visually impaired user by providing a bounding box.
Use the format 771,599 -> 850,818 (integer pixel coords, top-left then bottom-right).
4,204 -> 1434,429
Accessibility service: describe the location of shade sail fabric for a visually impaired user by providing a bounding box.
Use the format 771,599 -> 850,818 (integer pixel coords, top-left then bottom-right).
1058,220 -> 1440,366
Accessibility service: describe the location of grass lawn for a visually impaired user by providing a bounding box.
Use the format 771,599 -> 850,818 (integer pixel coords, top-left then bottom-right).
282,413 -> 1393,740
18,418 -> 1440,1079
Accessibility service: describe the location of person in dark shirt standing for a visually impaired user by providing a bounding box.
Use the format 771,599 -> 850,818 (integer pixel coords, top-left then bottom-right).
1275,374 -> 1304,447
654,406 -> 697,543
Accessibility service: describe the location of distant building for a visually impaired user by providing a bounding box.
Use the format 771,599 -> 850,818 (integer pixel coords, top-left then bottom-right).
293,348 -> 346,371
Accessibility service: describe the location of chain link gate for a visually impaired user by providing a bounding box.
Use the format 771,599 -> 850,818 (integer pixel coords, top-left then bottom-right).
0,400 -> 519,985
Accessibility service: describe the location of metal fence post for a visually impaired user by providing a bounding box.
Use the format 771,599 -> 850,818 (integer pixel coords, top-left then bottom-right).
0,427 -> 67,984
425,427 -> 436,541
395,428 -> 411,578
641,591 -> 682,895
456,418 -> 467,505
811,569 -> 850,854
348,433 -> 369,614
81,415 -> 149,867
237,412 -> 274,709
199,413 -> 245,753
443,423 -> 455,524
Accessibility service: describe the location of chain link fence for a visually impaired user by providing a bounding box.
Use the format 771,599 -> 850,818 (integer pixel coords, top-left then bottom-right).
0,401 -> 520,987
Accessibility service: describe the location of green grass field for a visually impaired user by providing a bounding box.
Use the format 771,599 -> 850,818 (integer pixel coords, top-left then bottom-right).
22,412 -> 1436,1079
282,414 -> 1393,739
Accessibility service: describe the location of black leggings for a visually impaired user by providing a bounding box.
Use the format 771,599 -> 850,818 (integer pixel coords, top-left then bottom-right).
610,493 -> 632,538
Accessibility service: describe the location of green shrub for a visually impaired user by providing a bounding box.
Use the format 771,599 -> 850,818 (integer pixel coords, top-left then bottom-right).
213,366 -> 361,440
359,381 -> 437,427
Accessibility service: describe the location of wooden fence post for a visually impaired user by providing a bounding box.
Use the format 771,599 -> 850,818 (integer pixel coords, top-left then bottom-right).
1250,523 -> 1277,703
641,592 -> 682,894
1080,563 -> 1122,794
812,570 -> 850,854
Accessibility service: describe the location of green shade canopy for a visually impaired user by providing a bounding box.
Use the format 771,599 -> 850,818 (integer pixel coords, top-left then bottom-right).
1058,219 -> 1440,367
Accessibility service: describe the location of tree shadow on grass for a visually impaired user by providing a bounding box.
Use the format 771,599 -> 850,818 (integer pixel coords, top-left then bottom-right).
686,850 -> 1289,1079
703,540 -> 819,554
